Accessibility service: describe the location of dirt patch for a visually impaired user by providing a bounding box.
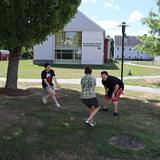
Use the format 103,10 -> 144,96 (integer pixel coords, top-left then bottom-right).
109,134 -> 144,150
0,88 -> 37,96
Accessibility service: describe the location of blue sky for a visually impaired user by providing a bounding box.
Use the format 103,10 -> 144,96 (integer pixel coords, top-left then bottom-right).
79,0 -> 157,37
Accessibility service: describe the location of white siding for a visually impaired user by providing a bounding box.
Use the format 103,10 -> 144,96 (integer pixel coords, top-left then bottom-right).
114,46 -> 153,60
114,36 -> 153,60
82,31 -> 104,65
34,36 -> 53,60
64,11 -> 104,32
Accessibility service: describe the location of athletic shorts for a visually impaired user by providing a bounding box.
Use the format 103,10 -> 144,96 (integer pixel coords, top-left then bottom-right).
82,97 -> 99,108
44,85 -> 55,91
105,88 -> 123,102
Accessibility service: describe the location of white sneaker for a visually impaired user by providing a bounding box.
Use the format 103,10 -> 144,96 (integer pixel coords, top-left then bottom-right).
42,97 -> 47,104
55,103 -> 61,107
85,120 -> 95,127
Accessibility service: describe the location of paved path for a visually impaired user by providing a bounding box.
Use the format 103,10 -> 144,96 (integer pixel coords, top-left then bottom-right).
0,77 -> 160,94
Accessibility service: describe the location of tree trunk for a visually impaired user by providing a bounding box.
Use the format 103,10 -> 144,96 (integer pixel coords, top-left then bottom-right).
5,47 -> 21,89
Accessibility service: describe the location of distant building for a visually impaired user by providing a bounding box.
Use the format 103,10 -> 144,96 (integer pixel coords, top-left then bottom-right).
154,56 -> 160,61
0,50 -> 9,61
104,37 -> 111,61
34,11 -> 107,65
114,36 -> 153,60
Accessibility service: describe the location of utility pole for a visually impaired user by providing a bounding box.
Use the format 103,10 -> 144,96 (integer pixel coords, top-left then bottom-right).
118,22 -> 129,82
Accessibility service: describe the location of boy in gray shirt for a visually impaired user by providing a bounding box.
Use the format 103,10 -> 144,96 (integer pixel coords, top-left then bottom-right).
81,67 -> 99,127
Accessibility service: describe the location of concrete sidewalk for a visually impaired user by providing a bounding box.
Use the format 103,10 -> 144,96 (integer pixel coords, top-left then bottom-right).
0,77 -> 160,94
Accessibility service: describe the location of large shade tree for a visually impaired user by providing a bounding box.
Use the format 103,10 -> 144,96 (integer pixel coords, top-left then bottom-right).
136,0 -> 160,56
0,0 -> 81,89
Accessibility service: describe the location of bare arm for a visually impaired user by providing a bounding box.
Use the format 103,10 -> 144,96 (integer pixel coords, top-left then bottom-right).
104,86 -> 108,95
53,76 -> 60,88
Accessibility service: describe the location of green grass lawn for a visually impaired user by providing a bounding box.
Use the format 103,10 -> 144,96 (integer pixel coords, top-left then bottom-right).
0,84 -> 160,160
124,79 -> 160,89
132,61 -> 160,67
0,60 -> 160,79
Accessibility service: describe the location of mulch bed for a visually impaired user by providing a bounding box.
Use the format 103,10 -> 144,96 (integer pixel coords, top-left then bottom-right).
109,134 -> 144,150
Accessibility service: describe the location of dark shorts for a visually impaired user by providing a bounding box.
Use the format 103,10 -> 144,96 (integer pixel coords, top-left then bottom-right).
105,88 -> 123,102
44,85 -> 55,91
82,97 -> 99,108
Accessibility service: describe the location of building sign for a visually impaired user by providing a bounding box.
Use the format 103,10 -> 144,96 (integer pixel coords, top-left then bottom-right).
83,43 -> 101,50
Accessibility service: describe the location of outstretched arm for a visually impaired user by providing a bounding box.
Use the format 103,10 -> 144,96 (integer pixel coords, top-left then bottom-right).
53,76 -> 60,88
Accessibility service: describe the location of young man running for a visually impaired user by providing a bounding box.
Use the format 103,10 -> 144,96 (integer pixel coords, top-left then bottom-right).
81,67 -> 100,127
41,63 -> 61,107
100,71 -> 124,116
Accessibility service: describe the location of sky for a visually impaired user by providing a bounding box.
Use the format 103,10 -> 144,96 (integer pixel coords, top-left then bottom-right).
78,0 -> 157,38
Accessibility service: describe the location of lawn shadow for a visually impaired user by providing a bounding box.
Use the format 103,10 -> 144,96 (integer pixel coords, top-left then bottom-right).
154,82 -> 160,88
0,87 -> 160,160
147,99 -> 160,104
35,61 -> 119,70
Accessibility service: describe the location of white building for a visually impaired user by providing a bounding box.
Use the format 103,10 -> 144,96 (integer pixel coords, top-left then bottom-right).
114,36 -> 153,60
34,11 -> 105,65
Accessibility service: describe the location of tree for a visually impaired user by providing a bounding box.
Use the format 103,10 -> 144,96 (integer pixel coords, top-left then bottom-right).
110,38 -> 114,58
0,0 -> 81,89
136,0 -> 160,56
21,47 -> 33,59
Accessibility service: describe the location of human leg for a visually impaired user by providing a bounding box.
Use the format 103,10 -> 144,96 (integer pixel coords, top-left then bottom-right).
112,88 -> 123,115
99,97 -> 110,111
112,100 -> 118,115
86,106 -> 99,122
82,98 -> 99,127
47,87 -> 61,107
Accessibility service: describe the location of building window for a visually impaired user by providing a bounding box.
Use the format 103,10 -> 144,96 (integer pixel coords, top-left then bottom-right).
55,31 -> 82,62
117,47 -> 119,50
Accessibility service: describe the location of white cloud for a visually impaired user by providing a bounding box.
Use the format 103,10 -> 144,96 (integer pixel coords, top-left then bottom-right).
82,0 -> 97,4
97,20 -> 149,38
104,0 -> 114,8
97,20 -> 120,30
115,5 -> 120,11
128,29 -> 149,36
104,0 -> 120,11
128,10 -> 144,22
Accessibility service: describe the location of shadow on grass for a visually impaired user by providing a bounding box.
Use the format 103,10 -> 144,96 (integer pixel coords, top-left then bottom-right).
36,61 -> 119,70
0,87 -> 160,160
154,82 -> 160,88
147,99 -> 160,104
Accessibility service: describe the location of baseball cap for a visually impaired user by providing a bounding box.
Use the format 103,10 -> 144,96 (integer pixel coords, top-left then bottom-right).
44,63 -> 50,68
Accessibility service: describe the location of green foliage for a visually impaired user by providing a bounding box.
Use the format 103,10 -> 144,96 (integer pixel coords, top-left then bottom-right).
136,0 -> 160,56
0,0 -> 81,49
136,35 -> 160,56
110,38 -> 114,58
21,47 -> 33,59
0,0 -> 81,89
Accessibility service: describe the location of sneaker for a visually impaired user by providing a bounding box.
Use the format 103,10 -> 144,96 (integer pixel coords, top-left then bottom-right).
85,120 -> 95,127
113,112 -> 119,116
42,97 -> 47,104
91,121 -> 96,126
55,103 -> 61,107
99,108 -> 109,111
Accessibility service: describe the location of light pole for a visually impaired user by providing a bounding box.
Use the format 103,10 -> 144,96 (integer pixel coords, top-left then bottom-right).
118,22 -> 129,82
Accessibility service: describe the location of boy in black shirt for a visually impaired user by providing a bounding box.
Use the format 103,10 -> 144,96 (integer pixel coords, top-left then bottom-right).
100,71 -> 124,116
41,63 -> 61,107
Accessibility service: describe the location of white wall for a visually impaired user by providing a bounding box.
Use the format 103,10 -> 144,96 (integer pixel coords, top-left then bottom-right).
114,46 -> 153,60
34,36 -> 53,60
82,31 -> 104,65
